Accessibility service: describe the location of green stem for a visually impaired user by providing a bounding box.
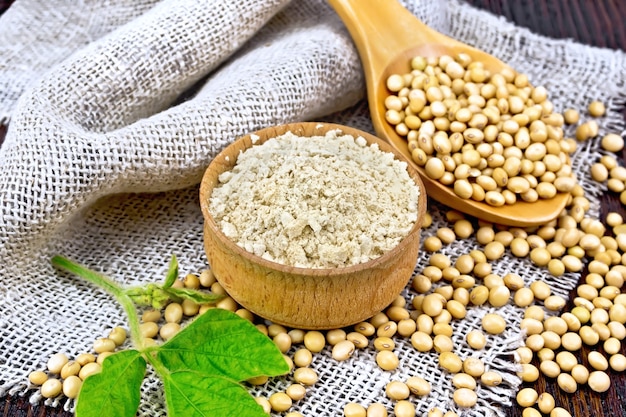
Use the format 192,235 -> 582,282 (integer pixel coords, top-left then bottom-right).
144,350 -> 169,379
51,256 -> 144,349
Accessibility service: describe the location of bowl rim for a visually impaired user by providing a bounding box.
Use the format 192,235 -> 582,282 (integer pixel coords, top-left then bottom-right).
199,121 -> 427,276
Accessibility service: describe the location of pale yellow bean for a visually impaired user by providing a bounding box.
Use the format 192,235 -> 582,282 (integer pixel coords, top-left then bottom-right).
376,351 -> 399,371
482,313 -> 506,334
452,373 -> 477,389
269,392 -> 293,412
517,388 -> 539,407
557,372 -> 578,393
28,371 -> 48,386
406,375 -> 431,396
366,403 -> 388,417
588,370 -> 611,393
453,388 -> 478,407
293,348 -> 313,368
332,340 -> 356,362
385,381 -> 410,400
480,371 -> 502,386
286,384 -> 307,401
41,378 -> 63,398
293,367 -> 318,386
537,392 -> 556,414
394,400 -> 415,417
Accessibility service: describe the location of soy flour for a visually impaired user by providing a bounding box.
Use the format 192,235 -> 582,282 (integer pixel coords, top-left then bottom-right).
208,129 -> 421,268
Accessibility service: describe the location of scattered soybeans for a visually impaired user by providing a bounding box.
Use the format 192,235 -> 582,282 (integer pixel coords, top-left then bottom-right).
28,88 -> 626,416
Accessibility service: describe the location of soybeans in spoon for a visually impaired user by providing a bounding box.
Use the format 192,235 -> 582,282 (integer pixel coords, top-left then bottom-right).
328,0 -> 572,226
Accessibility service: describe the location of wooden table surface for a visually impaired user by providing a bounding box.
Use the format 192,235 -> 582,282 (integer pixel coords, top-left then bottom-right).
1,1 -> 626,416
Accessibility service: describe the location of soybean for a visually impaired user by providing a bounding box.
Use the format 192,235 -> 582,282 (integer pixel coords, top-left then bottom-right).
482,313 -> 506,334
376,351 -> 400,371
304,331 -> 326,353
286,384 -> 307,401
367,403 -> 388,417
332,340 -> 356,362
47,353 -> 69,374
385,381 -> 410,400
453,388 -> 478,408
480,371 -> 502,386
466,330 -> 487,350
406,375 -> 431,396
41,378 -> 63,398
537,392 -> 556,414
557,373 -> 577,393
344,403 -> 367,417
588,370 -> 611,393
29,371 -> 48,386
516,388 -> 539,407
293,349 -> 313,368
394,400 -> 416,417
269,392 -> 293,412
293,367 -> 318,386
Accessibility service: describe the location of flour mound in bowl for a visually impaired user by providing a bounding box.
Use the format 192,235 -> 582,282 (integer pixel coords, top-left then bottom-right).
208,129 -> 421,268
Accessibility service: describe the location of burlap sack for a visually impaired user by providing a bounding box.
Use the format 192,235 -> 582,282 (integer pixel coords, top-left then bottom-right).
1,0 -> 625,415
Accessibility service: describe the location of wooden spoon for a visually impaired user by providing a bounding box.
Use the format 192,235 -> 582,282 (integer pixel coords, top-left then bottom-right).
328,0 -> 569,226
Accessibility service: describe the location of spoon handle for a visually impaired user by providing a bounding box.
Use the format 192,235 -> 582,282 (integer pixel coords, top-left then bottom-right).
328,0 -> 438,80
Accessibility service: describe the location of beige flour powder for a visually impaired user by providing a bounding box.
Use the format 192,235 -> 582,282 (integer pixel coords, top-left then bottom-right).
208,129 -> 421,268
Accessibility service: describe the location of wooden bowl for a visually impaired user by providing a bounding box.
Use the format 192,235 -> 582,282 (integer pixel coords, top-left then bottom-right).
199,122 -> 427,329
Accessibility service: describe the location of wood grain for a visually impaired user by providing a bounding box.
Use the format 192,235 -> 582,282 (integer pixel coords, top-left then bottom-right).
466,0 -> 626,51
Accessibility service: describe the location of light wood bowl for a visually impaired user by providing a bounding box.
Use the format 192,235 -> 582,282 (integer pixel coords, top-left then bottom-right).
199,122 -> 427,329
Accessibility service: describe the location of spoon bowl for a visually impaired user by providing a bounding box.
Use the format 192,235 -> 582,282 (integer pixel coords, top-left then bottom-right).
328,0 -> 569,226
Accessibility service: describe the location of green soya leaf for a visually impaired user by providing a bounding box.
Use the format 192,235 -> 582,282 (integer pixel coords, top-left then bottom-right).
165,286 -> 224,304
163,370 -> 267,417
157,308 -> 289,381
162,254 -> 179,289
75,350 -> 146,417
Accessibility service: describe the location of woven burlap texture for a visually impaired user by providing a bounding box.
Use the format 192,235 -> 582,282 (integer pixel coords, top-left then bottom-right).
1,0 -> 625,416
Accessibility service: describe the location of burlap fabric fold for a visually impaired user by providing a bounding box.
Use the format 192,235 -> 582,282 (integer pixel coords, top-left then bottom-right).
1,0 -> 625,416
